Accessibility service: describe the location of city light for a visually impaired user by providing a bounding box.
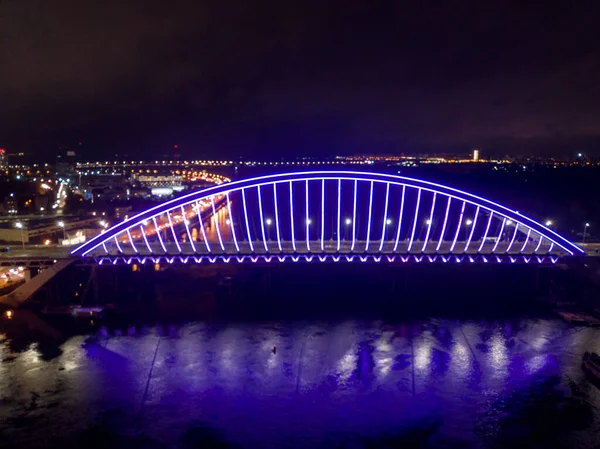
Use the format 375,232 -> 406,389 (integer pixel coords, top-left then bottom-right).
225,219 -> 231,225
15,222 -> 22,229
466,219 -> 473,225
5,310 -> 12,319
306,218 -> 312,225
265,218 -> 272,225
44,239 -> 51,245
545,220 -> 553,226
386,219 -> 392,225
58,221 -> 65,227
345,218 -> 352,225
425,219 -> 431,225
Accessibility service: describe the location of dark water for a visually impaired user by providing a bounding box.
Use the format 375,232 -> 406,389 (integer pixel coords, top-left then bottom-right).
2,313 -> 600,448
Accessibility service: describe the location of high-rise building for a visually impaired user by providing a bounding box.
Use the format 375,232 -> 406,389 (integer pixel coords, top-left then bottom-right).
473,149 -> 480,162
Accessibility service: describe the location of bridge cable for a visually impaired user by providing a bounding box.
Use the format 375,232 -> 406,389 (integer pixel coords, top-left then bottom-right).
506,223 -> 519,253
140,225 -> 153,253
351,180 -> 358,251
321,179 -> 325,252
520,228 -> 532,253
376,182 -> 390,252
210,197 -> 225,252
492,218 -> 506,253
289,182 -> 296,252
407,188 -> 422,252
126,229 -> 138,253
364,181 -> 374,251
181,205 -> 196,253
337,179 -> 341,252
436,196 -> 452,252
393,185 -> 406,252
449,201 -> 466,253
305,180 -> 310,252
241,188 -> 254,252
166,210 -> 183,253
463,206 -> 480,253
273,185 -> 282,252
194,201 -> 211,253
152,217 -> 168,253
227,192 -> 240,252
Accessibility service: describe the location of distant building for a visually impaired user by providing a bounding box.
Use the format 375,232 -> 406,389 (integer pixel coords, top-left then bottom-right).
473,149 -> 480,162
0,149 -> 6,171
56,150 -> 78,179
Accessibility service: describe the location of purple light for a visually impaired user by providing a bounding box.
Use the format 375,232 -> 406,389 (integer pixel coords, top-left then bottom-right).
393,185 -> 406,252
226,193 -> 240,252
407,188 -> 421,252
337,179 -> 341,251
166,210 -> 182,253
478,211 -> 494,253
241,188 -> 254,252
210,197 -> 225,252
436,196 -> 452,252
305,180 -> 310,252
492,218 -> 506,252
321,179 -> 325,252
74,171 -> 581,257
548,243 -> 554,253
102,242 -> 108,254
256,186 -> 268,252
450,201 -> 465,253
379,182 -> 390,251
534,235 -> 544,253
463,206 -> 479,252
289,181 -> 296,252
422,192 -> 436,252
364,181 -> 374,251
181,206 -> 196,252
114,236 -> 123,253
351,180 -> 357,251
520,228 -> 531,253
72,172 -> 583,256
506,223 -> 519,253
140,225 -> 152,253
194,201 -> 211,253
126,229 -> 138,253
272,185 -> 282,252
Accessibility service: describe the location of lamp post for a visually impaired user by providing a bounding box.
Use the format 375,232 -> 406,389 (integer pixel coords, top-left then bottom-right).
15,222 -> 24,249
57,221 -> 66,241
583,222 -> 590,244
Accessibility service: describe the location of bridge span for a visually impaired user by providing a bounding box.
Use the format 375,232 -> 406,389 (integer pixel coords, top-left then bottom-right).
65,171 -> 582,265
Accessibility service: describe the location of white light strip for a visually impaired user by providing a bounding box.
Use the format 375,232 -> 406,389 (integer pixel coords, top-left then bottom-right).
257,186 -> 268,252
450,201 -> 466,253
195,201 -> 211,253
226,193 -> 240,252
548,242 -> 554,253
365,181 -> 374,251
289,181 -> 296,251
126,229 -> 138,253
520,228 -> 532,253
208,198 -> 224,252
153,217 -> 168,253
407,188 -> 421,252
422,192 -> 437,252
393,185 -> 406,251
492,218 -> 506,252
321,179 -> 325,252
379,182 -> 390,251
351,180 -> 357,251
534,235 -> 544,253
436,196 -> 452,252
273,184 -> 282,252
241,188 -> 254,252
337,179 -> 341,252
181,206 -> 196,252
463,206 -> 479,252
114,237 -> 123,253
306,180 -> 310,252
140,225 -> 152,253
506,223 -> 519,253
78,172 -> 577,256
167,211 -> 182,253
478,211 -> 494,253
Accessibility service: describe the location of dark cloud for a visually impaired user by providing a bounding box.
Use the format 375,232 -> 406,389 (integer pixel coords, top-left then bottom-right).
1,0 -> 599,157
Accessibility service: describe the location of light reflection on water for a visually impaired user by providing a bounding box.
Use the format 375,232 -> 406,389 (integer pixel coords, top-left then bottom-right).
1,318 -> 600,448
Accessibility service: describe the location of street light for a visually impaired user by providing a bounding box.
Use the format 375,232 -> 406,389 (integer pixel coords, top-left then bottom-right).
15,222 -> 24,249
57,221 -> 66,240
265,218 -> 272,225
466,219 -> 473,226
345,218 -> 352,225
386,219 -> 392,225
545,220 -> 553,227
583,222 -> 591,244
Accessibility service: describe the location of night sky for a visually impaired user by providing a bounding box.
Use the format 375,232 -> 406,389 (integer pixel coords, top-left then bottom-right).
1,1 -> 599,159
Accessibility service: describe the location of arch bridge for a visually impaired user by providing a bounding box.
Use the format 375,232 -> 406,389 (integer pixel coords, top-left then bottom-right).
72,171 -> 583,265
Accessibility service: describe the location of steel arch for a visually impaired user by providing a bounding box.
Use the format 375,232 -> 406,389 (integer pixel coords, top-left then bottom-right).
72,171 -> 583,258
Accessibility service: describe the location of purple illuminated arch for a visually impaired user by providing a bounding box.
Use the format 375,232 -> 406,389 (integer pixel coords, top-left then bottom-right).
72,171 -> 583,258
